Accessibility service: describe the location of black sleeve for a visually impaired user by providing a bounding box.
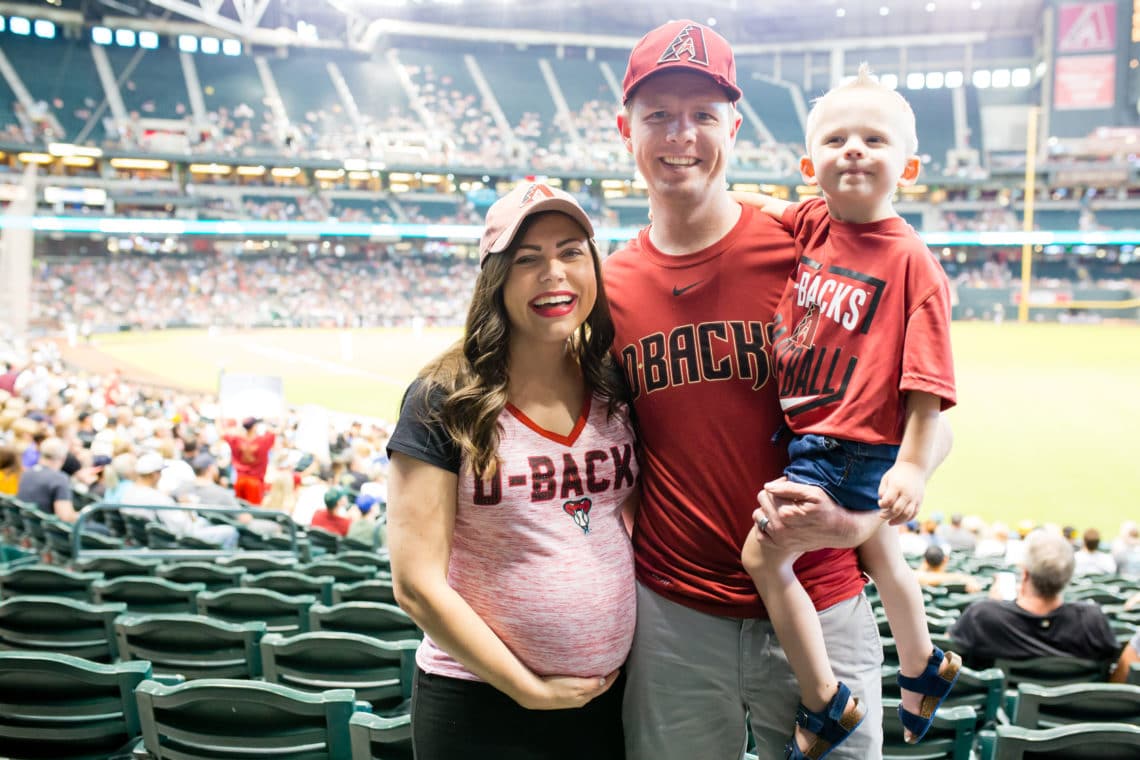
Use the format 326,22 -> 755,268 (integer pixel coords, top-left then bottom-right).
386,378 -> 462,474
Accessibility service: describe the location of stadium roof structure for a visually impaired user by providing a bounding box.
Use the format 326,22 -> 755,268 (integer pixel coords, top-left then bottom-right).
23,0 -> 1043,49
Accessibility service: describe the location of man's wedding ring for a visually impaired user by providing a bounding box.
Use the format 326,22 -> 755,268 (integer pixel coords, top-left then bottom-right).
758,516 -> 771,534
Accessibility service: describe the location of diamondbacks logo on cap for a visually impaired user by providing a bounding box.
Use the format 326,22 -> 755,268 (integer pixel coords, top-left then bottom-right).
657,23 -> 709,67
520,183 -> 555,207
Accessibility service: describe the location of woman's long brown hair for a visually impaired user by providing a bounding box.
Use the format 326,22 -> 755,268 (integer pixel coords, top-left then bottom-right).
415,214 -> 624,480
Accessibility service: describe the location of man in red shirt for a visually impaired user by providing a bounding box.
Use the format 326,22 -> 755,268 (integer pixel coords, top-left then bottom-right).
223,417 -> 275,505
311,487 -> 354,536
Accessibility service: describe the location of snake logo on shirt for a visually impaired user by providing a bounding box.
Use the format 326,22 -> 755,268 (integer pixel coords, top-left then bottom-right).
563,498 -> 592,533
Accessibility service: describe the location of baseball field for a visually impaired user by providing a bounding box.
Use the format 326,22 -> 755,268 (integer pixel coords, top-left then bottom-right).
71,321 -> 1140,532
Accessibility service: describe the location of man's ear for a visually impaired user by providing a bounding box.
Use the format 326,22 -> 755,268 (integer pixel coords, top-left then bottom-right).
898,156 -> 922,186
730,109 -> 743,140
800,156 -> 818,185
617,112 -> 633,154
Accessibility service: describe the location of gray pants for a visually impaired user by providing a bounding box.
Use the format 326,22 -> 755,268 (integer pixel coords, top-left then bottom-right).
623,583 -> 884,760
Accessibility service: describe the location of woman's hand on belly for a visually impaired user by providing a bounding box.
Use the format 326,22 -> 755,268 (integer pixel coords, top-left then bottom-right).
513,668 -> 622,711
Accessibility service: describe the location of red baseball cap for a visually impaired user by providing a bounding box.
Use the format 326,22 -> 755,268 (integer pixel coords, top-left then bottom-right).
622,20 -> 742,104
479,182 -> 594,266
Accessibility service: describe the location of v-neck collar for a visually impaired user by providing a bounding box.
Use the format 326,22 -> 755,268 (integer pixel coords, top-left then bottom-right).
506,394 -> 592,447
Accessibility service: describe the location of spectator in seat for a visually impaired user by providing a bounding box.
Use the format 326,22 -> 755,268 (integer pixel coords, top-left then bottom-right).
16,437 -> 79,522
0,445 -> 21,496
1073,528 -> 1116,577
940,513 -> 977,553
948,530 -> 1118,669
120,452 -> 238,549
311,487 -> 353,536
915,545 -> 981,593
346,493 -> 386,549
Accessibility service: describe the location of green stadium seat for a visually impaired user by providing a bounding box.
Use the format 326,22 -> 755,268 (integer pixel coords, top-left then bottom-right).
332,579 -> 396,605
1010,682 -> 1140,728
992,656 -> 1113,689
348,711 -> 413,760
883,663 -> 1004,730
72,555 -> 161,579
43,519 -> 124,562
0,595 -> 126,661
981,722 -> 1140,760
309,602 -> 420,641
306,527 -> 342,554
197,587 -> 316,633
156,561 -> 247,591
260,630 -> 416,711
242,571 -> 336,605
91,576 -> 204,614
218,554 -> 298,574
331,551 -> 391,572
301,559 -> 378,582
115,613 -> 267,681
133,678 -> 363,759
881,697 -> 975,760
0,650 -> 151,759
0,564 -> 103,600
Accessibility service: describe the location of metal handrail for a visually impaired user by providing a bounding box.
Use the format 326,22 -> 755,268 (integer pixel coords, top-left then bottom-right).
73,501 -> 301,561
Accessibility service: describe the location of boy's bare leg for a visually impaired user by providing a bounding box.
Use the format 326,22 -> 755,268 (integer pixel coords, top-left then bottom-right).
742,524 -> 861,752
858,523 -> 951,741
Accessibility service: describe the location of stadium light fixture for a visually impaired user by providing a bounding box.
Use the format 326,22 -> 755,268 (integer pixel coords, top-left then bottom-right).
836,8 -> 846,17
9,16 -> 30,35
33,19 -> 55,39
200,36 -> 220,54
314,169 -> 345,180
189,163 -> 232,175
139,31 -> 160,49
880,73 -> 899,89
61,156 -> 96,168
1011,68 -> 1031,87
945,70 -> 964,88
48,143 -> 103,158
972,69 -> 991,88
906,72 -> 925,89
92,26 -> 113,45
926,71 -> 945,89
222,39 -> 241,56
109,158 -> 170,170
879,6 -> 890,17
925,2 -> 935,10
991,68 -> 1011,87
16,152 -> 53,164
236,165 -> 266,176
0,18 -> 5,33
347,171 -> 372,181
389,183 -> 411,193
270,167 -> 301,178
115,28 -> 136,47
178,34 -> 198,53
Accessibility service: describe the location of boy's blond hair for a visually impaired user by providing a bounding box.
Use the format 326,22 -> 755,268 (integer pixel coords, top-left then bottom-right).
804,63 -> 919,156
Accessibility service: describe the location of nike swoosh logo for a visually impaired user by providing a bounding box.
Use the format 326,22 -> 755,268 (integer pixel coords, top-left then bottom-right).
672,280 -> 704,296
780,395 -> 822,410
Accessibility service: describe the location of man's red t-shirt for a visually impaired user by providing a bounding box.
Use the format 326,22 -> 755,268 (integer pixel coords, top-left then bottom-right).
603,205 -> 865,619
311,509 -> 353,536
224,432 -> 275,481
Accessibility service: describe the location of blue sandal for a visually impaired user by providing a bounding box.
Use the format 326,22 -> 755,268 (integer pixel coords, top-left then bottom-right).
896,646 -> 962,744
783,681 -> 866,760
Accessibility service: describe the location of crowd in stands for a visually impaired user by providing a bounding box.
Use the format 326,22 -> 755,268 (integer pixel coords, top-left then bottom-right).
0,342 -> 392,550
29,251 -> 479,332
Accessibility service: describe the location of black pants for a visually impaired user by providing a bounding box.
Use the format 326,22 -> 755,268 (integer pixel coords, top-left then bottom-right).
411,667 -> 625,760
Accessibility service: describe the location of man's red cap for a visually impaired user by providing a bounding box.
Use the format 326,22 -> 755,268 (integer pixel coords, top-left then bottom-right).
622,19 -> 742,104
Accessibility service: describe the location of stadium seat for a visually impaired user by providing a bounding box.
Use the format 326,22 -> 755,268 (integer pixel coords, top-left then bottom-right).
331,551 -> 391,572
197,587 -> 316,633
218,554 -> 297,574
121,513 -> 153,547
0,595 -> 126,661
0,564 -> 103,600
0,650 -> 151,760
881,697 -> 976,760
301,559 -> 379,582
348,711 -> 413,760
91,576 -> 204,614
309,602 -> 421,641
332,579 -> 396,605
133,678 -> 364,759
1010,682 -> 1140,728
992,656 -> 1113,689
980,722 -> 1140,760
72,555 -> 161,579
156,561 -> 247,591
306,527 -> 342,554
43,519 -> 124,563
145,522 -> 225,550
243,571 -> 335,605
260,630 -> 416,711
115,613 -> 267,681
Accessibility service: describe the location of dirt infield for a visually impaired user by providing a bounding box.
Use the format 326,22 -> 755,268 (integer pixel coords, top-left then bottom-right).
57,339 -> 202,392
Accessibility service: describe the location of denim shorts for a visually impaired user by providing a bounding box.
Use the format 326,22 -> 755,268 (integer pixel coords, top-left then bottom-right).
783,433 -> 900,512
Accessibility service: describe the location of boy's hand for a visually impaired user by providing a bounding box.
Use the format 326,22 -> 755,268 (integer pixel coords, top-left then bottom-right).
878,461 -> 925,523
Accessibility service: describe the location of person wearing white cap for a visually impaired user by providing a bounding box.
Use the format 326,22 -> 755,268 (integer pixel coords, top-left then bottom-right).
119,451 -> 238,550
605,19 -> 955,760
386,182 -> 637,759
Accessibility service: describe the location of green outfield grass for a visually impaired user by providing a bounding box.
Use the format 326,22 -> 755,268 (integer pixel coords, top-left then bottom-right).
88,322 -> 1140,531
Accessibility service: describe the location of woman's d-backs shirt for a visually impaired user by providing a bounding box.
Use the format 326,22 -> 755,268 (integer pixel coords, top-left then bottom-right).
388,382 -> 639,681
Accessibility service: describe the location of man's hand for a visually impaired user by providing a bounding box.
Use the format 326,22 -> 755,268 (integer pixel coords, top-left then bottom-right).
752,477 -> 882,552
878,461 -> 925,524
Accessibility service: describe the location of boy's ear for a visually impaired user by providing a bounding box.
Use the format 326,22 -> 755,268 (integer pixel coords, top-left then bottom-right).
898,156 -> 922,186
799,156 -> 818,185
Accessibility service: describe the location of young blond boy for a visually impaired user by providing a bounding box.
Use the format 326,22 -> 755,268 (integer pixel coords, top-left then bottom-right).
738,65 -> 961,759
